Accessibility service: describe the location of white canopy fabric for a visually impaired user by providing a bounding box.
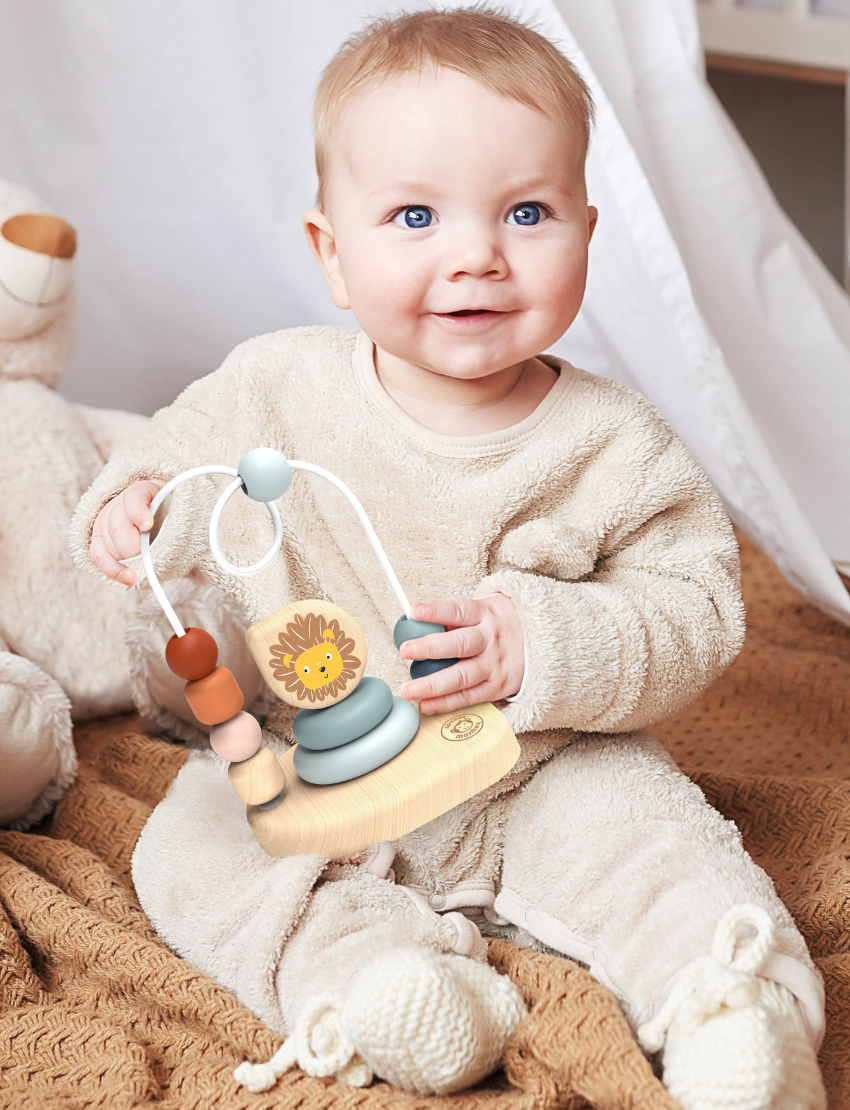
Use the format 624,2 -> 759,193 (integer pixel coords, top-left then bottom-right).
1,0 -> 848,621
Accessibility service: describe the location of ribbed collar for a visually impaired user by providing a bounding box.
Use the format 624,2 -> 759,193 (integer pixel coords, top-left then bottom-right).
351,330 -> 579,459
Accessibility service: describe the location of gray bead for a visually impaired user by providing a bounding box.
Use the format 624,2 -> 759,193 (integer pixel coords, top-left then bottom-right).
410,657 -> 458,680
293,697 -> 419,784
293,676 -> 393,750
258,792 -> 283,811
237,448 -> 292,502
393,615 -> 445,650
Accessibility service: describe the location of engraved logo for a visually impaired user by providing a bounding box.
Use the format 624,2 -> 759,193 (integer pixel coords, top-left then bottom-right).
440,713 -> 484,742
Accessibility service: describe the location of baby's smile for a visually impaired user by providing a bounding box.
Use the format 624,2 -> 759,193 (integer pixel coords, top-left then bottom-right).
430,308 -> 510,325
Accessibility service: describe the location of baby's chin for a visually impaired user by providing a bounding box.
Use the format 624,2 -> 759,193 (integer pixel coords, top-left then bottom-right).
372,329 -> 540,382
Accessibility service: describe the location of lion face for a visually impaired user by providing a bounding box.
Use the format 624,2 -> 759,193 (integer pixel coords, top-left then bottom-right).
268,613 -> 361,705
292,641 -> 344,690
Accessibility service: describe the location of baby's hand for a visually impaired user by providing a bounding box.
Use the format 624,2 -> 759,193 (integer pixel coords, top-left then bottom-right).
399,594 -> 524,715
90,479 -> 165,585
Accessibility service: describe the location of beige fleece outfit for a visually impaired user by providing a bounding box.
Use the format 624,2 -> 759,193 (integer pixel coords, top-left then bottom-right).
70,325 -> 825,1048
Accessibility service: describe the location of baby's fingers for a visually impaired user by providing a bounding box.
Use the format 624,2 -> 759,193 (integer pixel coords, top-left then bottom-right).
124,480 -> 164,531
399,626 -> 485,661
410,598 -> 484,630
418,680 -> 494,716
90,532 -> 136,585
400,656 -> 486,706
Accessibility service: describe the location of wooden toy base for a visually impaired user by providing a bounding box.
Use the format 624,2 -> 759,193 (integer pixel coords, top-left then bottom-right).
246,701 -> 520,859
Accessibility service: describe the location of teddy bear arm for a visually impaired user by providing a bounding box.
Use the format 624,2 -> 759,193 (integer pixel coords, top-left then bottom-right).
73,403 -> 150,465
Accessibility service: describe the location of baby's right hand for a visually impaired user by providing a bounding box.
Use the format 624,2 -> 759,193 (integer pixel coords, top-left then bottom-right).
90,479 -> 165,585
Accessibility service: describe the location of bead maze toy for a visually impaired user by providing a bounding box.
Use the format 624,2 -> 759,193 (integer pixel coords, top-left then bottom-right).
140,448 -> 520,860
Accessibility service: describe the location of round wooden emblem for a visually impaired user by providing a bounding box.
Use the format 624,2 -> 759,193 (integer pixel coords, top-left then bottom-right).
246,599 -> 367,709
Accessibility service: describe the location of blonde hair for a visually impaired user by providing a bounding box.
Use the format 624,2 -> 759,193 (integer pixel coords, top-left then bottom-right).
313,7 -> 594,210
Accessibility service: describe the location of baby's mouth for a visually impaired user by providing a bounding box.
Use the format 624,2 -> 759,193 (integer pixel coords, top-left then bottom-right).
432,308 -> 505,321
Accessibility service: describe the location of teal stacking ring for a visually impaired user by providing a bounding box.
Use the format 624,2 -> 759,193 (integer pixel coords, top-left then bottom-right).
293,676 -> 393,751
293,696 -> 419,785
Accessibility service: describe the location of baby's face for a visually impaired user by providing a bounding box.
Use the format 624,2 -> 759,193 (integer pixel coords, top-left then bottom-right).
306,67 -> 596,381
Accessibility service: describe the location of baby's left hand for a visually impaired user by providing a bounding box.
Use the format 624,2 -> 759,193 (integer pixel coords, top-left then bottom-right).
399,594 -> 524,715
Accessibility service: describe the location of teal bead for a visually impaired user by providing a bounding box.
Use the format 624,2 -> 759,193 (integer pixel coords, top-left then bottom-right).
393,615 -> 445,650
293,676 -> 393,751
293,697 -> 419,785
237,448 -> 292,502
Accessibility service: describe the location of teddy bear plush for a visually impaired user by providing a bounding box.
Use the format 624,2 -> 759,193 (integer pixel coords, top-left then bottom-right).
0,177 -> 268,829
0,177 -> 154,827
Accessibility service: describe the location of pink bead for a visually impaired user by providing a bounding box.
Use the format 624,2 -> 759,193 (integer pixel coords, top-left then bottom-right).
210,711 -> 262,762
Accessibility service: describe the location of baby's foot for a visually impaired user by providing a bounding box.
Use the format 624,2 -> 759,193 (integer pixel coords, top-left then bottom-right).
341,943 -> 527,1093
236,943 -> 527,1095
639,905 -> 825,1110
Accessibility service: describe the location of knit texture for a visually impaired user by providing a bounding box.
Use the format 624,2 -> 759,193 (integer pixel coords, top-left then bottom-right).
337,945 -> 528,1094
235,946 -> 528,1095
640,905 -> 826,1109
1,534 -> 848,1109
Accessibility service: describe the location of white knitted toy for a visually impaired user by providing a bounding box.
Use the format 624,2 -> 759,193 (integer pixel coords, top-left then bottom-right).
639,905 -> 826,1110
235,943 -> 528,1095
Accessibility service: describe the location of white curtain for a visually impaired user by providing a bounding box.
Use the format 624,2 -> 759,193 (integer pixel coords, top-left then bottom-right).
1,0 -> 848,621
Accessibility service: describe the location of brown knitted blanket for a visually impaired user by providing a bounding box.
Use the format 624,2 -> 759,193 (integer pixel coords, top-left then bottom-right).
2,533 -> 849,1109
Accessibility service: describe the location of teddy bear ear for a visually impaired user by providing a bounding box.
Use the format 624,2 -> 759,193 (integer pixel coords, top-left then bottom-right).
0,213 -> 76,342
494,518 -> 598,580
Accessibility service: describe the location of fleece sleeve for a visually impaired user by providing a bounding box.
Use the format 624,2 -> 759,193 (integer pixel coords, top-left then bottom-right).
475,433 -> 746,737
69,344 -> 247,589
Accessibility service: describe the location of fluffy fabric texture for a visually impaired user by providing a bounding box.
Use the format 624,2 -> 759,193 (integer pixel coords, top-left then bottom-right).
3,534 -> 850,1110
0,178 -> 150,828
69,325 -> 746,744
128,723 -> 823,1063
69,325 -> 802,1098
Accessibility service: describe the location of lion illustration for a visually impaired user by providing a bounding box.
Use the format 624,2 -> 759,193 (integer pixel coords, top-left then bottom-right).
268,613 -> 361,704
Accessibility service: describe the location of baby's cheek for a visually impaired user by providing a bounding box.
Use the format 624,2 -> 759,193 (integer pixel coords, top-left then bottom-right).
341,234 -> 431,321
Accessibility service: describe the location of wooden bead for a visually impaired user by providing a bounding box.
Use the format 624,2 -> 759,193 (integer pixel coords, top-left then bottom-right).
210,710 -> 262,762
166,627 -> 218,680
246,599 -> 367,709
184,666 -> 243,726
228,746 -> 286,805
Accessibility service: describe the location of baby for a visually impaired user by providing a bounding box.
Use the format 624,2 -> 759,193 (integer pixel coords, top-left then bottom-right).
73,9 -> 826,1108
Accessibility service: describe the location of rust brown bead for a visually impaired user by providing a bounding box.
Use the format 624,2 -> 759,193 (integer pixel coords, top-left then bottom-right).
166,627 -> 218,680
184,666 -> 244,725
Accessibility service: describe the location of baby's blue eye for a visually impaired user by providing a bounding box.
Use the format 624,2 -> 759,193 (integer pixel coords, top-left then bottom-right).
508,203 -> 543,226
394,206 -> 433,229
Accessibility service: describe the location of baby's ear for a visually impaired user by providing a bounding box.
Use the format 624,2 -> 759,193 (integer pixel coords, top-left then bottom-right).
302,210 -> 350,310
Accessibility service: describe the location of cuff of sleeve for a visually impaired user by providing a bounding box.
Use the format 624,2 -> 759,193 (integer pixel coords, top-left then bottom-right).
473,570 -> 624,734
505,646 -> 528,703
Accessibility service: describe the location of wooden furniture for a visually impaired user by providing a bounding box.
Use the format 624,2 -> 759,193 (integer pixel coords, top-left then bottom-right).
698,0 -> 850,76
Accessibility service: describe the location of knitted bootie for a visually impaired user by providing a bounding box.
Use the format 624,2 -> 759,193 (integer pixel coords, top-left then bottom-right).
339,943 -> 528,1093
638,905 -> 826,1110
235,943 -> 527,1095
